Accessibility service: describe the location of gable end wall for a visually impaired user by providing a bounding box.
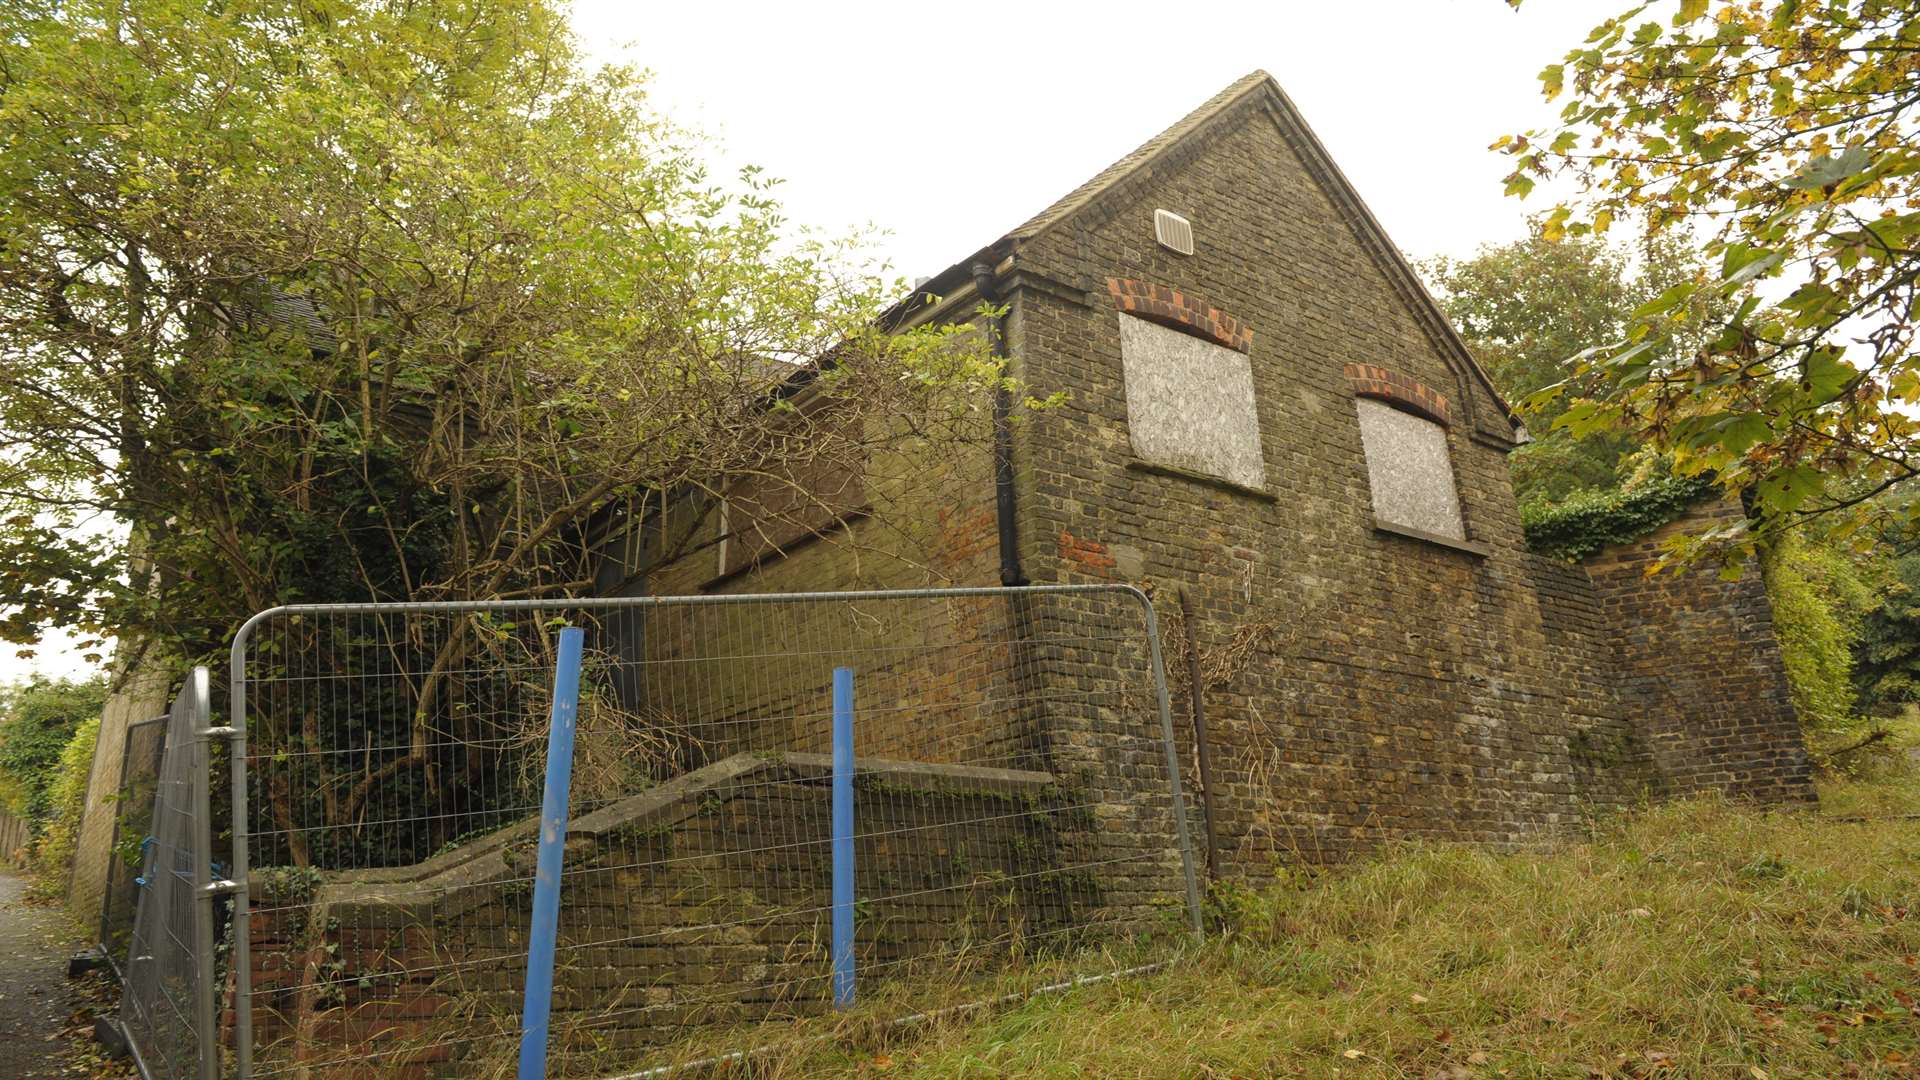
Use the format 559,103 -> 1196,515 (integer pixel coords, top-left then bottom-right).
1002,84 -> 1812,867
618,78 -> 1815,878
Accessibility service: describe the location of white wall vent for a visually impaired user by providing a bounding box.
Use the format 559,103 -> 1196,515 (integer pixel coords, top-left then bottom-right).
1153,209 -> 1194,255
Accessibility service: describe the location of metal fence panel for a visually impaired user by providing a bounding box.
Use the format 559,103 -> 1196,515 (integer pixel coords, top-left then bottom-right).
227,585 -> 1199,1078
100,716 -> 169,982
122,669 -> 217,1080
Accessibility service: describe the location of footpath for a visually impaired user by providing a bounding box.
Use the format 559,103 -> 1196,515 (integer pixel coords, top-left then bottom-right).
0,869 -> 84,1078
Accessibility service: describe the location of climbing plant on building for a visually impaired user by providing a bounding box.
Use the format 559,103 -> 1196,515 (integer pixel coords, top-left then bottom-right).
1501,0 -> 1920,556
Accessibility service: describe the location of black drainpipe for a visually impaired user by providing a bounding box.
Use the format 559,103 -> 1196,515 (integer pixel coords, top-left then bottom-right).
973,260 -> 1027,586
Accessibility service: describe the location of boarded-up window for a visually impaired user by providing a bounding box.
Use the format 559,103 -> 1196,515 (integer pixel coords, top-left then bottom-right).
1355,398 -> 1465,540
1118,315 -> 1264,489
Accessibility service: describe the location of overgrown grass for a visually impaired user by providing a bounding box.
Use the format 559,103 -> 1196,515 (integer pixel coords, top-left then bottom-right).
767,767 -> 1920,1078
1814,714 -> 1920,819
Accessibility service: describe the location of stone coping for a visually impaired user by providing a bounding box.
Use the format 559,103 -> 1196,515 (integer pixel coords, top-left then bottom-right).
267,752 -> 1057,924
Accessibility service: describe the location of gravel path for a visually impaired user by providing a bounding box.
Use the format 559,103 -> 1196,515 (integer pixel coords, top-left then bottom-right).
0,869 -> 82,1078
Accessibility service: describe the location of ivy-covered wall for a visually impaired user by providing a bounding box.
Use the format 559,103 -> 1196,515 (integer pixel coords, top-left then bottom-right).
1520,476 -> 1719,562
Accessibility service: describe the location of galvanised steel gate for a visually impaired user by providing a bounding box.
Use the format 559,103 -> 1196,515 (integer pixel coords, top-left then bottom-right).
132,585 -> 1202,1077
121,668 -> 224,1080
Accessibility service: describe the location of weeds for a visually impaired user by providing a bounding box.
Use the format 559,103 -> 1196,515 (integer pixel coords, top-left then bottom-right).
770,766 -> 1920,1077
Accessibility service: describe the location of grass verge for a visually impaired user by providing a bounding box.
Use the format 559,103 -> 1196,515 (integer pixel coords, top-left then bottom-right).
771,767 -> 1920,1078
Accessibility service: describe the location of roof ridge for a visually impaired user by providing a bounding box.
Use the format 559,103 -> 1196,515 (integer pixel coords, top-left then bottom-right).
1006,70 -> 1275,242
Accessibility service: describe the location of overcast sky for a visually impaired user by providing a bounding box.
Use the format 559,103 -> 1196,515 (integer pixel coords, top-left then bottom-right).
4,0 -> 1635,687
571,0 -> 1625,277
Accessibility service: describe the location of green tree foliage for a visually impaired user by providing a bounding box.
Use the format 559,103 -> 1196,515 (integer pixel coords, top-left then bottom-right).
1423,225 -> 1728,509
0,0 -> 999,663
1502,0 -> 1920,558
1762,536 -> 1876,731
0,675 -> 106,827
1849,547 -> 1920,713
0,0 -> 1005,861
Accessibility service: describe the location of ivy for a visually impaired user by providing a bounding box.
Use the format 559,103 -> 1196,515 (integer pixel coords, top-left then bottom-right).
0,676 -> 106,827
1762,537 -> 1869,732
1522,475 -> 1718,561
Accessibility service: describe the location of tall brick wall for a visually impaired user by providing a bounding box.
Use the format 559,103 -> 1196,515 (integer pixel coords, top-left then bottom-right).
1527,554 -> 1663,800
69,657 -> 172,926
1582,499 -> 1816,802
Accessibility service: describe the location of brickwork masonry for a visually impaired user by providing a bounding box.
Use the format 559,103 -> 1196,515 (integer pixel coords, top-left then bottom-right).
228,754 -> 1098,1078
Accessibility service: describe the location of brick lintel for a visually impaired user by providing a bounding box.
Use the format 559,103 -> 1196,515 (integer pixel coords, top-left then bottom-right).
1343,362 -> 1452,426
1106,277 -> 1253,353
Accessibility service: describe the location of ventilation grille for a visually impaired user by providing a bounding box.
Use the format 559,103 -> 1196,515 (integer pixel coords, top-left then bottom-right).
1153,209 -> 1194,255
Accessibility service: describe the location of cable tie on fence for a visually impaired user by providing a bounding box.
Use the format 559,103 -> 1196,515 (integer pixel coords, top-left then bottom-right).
133,836 -> 157,888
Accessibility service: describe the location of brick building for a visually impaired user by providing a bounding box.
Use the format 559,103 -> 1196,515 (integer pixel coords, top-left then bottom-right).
217,72 -> 1821,1073
612,70 -> 1816,875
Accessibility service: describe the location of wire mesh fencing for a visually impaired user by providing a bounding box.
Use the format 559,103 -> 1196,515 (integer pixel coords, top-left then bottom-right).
226,584 -> 1200,1078
100,715 -> 169,982
122,669 -> 220,1080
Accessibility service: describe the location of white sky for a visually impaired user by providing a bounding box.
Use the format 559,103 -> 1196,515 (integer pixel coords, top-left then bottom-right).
4,0 -> 1634,687
570,0 -> 1626,278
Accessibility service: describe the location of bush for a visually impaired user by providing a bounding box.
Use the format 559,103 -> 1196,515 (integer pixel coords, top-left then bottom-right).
30,714 -> 99,890
1851,549 -> 1920,714
1762,536 -> 1872,733
0,676 -> 107,827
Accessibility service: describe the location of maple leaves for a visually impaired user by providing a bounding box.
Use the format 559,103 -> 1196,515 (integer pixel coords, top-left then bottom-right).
1497,0 -> 1920,554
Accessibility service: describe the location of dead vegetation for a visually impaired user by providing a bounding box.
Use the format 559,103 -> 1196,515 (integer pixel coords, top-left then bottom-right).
755,749 -> 1920,1078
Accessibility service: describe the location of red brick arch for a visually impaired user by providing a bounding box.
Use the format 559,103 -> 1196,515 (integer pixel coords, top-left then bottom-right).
1343,363 -> 1452,426
1105,278 -> 1253,353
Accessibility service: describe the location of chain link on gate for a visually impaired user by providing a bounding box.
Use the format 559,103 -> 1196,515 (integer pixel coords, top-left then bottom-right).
122,669 -> 223,1080
224,584 -> 1201,1079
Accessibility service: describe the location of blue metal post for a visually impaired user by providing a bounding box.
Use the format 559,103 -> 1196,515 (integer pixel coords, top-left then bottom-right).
831,667 -> 856,1009
517,626 -> 585,1080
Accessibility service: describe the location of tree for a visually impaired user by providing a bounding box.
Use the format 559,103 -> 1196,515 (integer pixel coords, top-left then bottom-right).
0,0 -> 1001,857
1422,224 -> 1724,508
1501,0 -> 1920,558
0,675 -> 107,828
1852,547 -> 1920,711
0,0 -> 999,646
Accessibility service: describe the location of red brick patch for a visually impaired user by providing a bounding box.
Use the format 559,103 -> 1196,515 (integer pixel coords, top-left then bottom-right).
1342,363 -> 1451,425
1106,278 -> 1253,353
934,505 -> 997,571
1057,529 -> 1117,576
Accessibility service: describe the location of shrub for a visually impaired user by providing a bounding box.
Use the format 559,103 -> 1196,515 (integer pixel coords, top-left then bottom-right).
31,715 -> 99,890
0,675 -> 107,828
1762,536 -> 1873,733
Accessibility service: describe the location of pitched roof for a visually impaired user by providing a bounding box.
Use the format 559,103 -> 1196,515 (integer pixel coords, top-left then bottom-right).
910,70 -> 1519,437
1006,70 -> 1275,243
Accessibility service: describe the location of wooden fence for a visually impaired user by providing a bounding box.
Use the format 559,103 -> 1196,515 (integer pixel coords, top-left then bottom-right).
0,808 -> 30,867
